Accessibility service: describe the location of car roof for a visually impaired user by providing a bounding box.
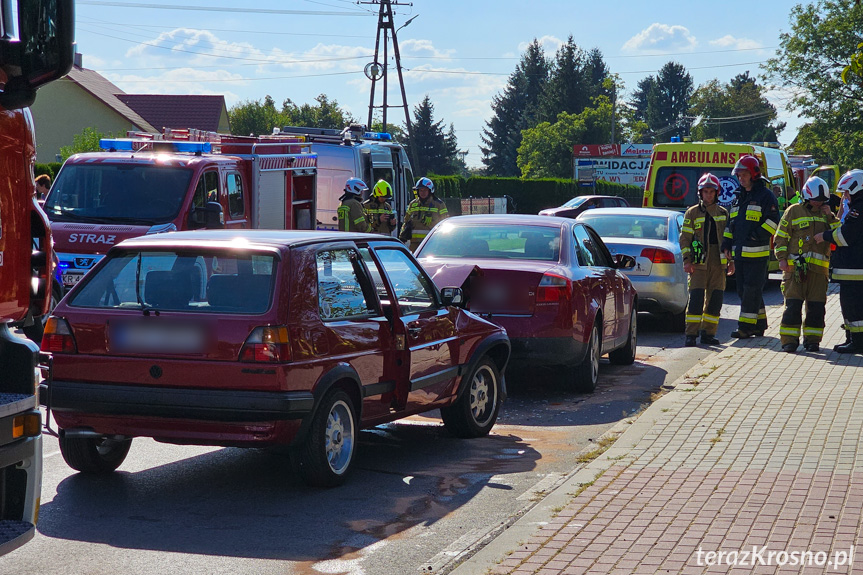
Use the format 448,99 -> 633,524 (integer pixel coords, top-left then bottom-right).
578,207 -> 682,218
114,229 -> 405,251
442,214 -> 573,226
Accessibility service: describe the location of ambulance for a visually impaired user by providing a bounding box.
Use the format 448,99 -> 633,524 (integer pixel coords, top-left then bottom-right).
642,139 -> 798,211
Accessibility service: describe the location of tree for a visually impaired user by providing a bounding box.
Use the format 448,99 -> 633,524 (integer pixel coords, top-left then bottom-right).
764,0 -> 863,166
405,95 -> 459,176
480,39 -> 550,176
645,61 -> 693,142
629,76 -> 655,123
689,72 -> 785,141
537,36 -> 590,122
585,48 -> 612,101
60,127 -> 119,161
517,95 -> 613,178
228,94 -> 355,137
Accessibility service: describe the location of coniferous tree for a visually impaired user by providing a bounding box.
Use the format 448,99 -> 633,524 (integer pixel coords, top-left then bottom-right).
585,48 -> 611,100
480,40 -> 550,176
629,76 -> 655,124
645,62 -> 693,141
405,95 -> 459,176
537,36 -> 590,122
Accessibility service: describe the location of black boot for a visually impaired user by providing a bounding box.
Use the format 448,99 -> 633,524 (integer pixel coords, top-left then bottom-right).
804,342 -> 820,352
700,331 -> 720,345
834,333 -> 863,354
685,335 -> 697,347
782,342 -> 798,353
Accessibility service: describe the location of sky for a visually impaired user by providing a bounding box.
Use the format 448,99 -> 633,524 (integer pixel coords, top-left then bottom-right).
71,0 -> 805,168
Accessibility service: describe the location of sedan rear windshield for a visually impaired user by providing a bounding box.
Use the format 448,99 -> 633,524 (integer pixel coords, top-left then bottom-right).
579,214 -> 672,241
420,223 -> 561,261
69,250 -> 277,314
44,164 -> 192,225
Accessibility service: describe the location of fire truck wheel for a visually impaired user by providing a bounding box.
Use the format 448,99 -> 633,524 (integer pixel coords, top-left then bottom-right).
441,357 -> 501,438
23,280 -> 62,343
59,434 -> 132,474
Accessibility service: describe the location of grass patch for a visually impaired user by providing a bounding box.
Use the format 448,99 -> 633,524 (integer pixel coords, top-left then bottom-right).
576,434 -> 619,464
709,428 -> 725,446
568,480 -> 595,498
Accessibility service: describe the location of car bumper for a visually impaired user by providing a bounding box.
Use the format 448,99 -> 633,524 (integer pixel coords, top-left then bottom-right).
628,276 -> 688,314
509,336 -> 586,368
41,380 -> 315,422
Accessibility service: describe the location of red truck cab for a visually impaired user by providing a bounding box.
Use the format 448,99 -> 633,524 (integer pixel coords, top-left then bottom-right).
43,133 -> 317,291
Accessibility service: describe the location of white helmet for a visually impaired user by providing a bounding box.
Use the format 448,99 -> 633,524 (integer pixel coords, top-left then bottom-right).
343,177 -> 368,197
801,176 -> 829,202
837,169 -> 863,197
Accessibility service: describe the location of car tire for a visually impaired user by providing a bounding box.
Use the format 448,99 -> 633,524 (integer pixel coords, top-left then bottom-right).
58,434 -> 132,474
609,307 -> 637,365
23,280 -> 62,343
441,357 -> 501,438
295,388 -> 357,488
572,322 -> 601,393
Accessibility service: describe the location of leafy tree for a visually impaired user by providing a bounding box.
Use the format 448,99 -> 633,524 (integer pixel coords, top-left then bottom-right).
517,95 -> 613,178
645,61 -> 693,142
60,127 -> 120,161
480,39 -> 550,176
228,94 -> 355,136
790,123 -> 832,162
689,72 -> 785,141
537,36 -> 590,122
405,95 -> 459,176
764,0 -> 863,166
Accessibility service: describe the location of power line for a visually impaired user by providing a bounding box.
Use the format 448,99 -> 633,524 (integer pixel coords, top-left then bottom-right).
77,16 -> 371,39
77,1 -> 373,16
91,70 -> 365,83
403,60 -> 769,77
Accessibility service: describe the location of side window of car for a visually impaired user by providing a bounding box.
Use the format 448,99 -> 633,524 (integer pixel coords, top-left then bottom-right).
573,226 -> 596,267
227,173 -> 244,218
584,227 -> 614,267
374,248 -> 439,316
316,249 -> 377,320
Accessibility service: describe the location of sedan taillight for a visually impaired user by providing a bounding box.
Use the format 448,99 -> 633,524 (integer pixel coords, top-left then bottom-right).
41,317 -> 78,354
640,248 -> 676,264
240,326 -> 291,363
536,273 -> 571,303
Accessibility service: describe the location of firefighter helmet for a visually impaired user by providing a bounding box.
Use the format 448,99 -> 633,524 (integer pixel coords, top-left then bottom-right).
413,177 -> 435,195
837,169 -> 863,197
343,177 -> 368,197
732,155 -> 762,179
373,180 -> 392,198
698,173 -> 721,192
801,176 -> 829,202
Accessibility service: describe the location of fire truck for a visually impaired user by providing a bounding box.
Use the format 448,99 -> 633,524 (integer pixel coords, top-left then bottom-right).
43,129 -> 317,292
0,0 -> 74,556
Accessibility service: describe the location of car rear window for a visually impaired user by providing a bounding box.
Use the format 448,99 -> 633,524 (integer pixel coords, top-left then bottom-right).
419,223 -> 562,261
579,214 -> 672,241
69,250 -> 277,314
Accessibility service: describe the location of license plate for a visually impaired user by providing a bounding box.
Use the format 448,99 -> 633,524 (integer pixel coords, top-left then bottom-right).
62,272 -> 84,287
110,321 -> 206,354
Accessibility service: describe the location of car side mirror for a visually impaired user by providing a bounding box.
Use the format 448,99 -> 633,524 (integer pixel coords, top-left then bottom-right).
190,202 -> 224,229
440,286 -> 465,308
614,254 -> 636,270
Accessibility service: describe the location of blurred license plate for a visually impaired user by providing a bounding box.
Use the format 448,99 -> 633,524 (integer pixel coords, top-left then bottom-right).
63,272 -> 84,287
110,321 -> 206,354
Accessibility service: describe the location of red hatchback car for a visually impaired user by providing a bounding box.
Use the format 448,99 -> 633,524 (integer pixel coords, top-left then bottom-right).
416,215 -> 637,392
40,230 -> 510,487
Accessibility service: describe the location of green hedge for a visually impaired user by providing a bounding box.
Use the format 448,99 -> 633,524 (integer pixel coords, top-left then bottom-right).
427,175 -> 643,214
35,163 -> 63,180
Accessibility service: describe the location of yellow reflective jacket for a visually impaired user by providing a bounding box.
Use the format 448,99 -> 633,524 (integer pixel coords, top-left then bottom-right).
362,198 -> 396,234
774,202 -> 839,277
399,196 -> 448,250
680,201 -> 729,268
337,197 -> 369,233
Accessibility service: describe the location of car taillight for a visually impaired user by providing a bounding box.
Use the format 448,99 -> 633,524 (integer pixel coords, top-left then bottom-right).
240,326 -> 291,363
640,248 -> 676,264
536,273 -> 571,303
41,317 -> 77,354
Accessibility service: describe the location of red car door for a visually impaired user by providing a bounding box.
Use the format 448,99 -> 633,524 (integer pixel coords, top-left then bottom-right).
573,225 -> 620,344
367,245 -> 459,412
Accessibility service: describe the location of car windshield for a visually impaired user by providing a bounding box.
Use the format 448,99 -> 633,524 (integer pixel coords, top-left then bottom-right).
69,249 -> 277,314
652,166 -> 737,209
579,214 -> 672,241
44,164 -> 193,225
420,222 -> 562,261
562,196 -> 588,208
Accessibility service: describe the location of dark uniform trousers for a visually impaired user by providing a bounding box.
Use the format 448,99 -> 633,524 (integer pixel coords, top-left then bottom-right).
735,258 -> 769,334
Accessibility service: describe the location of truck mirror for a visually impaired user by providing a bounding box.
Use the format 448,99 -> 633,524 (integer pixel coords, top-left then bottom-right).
0,0 -> 75,110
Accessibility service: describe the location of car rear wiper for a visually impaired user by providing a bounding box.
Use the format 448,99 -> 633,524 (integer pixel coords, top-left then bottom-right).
134,253 -> 152,314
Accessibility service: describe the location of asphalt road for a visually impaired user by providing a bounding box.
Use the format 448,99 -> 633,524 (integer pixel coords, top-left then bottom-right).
2,284 -> 780,575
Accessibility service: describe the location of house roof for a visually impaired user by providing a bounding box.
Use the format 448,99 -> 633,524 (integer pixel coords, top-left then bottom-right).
116,94 -> 228,133
66,66 -> 156,132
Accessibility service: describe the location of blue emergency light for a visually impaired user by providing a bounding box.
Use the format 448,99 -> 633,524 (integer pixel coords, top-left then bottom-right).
99,139 -> 212,153
363,131 -> 393,142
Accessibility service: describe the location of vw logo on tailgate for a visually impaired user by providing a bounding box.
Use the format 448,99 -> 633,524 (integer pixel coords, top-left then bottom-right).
75,257 -> 96,268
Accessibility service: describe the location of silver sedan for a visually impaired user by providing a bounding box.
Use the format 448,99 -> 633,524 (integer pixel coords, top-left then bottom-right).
576,207 -> 689,331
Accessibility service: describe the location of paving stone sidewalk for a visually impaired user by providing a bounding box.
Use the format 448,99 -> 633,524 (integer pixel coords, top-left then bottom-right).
458,286 -> 863,575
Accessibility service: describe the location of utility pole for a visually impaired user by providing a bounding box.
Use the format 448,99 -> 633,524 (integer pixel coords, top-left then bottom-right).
360,0 -> 420,172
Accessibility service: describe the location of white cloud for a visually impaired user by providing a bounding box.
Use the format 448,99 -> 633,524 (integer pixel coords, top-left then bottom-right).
399,39 -> 455,60
517,35 -> 564,57
709,35 -> 762,51
622,23 -> 696,54
107,68 -> 247,95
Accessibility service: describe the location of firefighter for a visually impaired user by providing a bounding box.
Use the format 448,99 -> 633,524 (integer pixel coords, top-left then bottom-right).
337,178 -> 370,233
774,176 -> 839,353
815,169 -> 863,353
680,173 -> 732,347
363,180 -> 396,235
399,177 -> 448,251
721,154 -> 780,338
